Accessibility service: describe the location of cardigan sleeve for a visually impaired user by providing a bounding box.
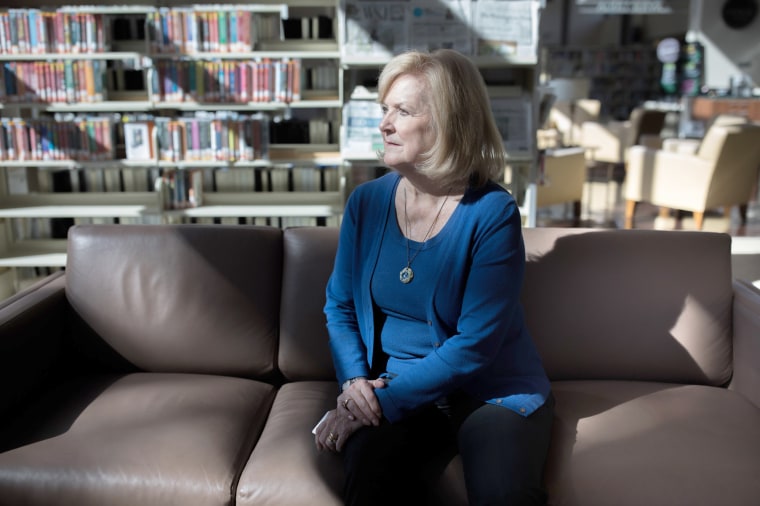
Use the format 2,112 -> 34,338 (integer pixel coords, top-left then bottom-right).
324,187 -> 372,385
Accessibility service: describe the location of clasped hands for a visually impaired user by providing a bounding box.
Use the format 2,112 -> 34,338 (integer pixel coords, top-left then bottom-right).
314,378 -> 387,453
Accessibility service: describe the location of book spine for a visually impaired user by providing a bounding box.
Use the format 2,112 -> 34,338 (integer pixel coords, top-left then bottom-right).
218,11 -> 227,53
191,119 -> 200,160
239,61 -> 248,103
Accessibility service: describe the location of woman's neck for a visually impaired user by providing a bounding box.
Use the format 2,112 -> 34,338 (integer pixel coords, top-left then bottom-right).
399,172 -> 465,200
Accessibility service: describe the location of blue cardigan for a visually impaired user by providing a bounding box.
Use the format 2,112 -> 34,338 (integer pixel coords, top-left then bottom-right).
324,172 -> 550,422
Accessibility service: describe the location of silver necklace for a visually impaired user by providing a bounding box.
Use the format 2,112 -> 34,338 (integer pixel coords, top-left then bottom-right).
400,186 -> 449,284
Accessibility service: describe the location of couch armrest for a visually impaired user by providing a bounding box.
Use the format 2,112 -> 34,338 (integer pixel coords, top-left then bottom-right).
0,272 -> 68,417
730,279 -> 760,408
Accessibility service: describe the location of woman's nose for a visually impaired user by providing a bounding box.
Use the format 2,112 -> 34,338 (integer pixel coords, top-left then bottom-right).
379,114 -> 393,132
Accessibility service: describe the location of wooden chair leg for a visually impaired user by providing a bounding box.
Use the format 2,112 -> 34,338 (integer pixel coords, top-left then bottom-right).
624,200 -> 637,229
693,211 -> 705,230
572,200 -> 581,227
739,204 -> 748,225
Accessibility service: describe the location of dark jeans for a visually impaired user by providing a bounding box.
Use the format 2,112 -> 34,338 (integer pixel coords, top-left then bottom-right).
342,392 -> 555,506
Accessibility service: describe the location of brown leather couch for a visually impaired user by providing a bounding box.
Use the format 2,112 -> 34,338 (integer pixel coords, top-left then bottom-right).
1,224 -> 759,506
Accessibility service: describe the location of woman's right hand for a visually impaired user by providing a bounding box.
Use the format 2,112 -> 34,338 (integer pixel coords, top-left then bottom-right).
338,378 -> 387,426
315,409 -> 364,453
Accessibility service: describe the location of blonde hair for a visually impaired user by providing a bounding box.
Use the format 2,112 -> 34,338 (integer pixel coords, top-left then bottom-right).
377,49 -> 506,189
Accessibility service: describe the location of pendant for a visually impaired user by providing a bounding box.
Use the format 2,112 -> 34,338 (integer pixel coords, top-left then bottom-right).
399,266 -> 414,284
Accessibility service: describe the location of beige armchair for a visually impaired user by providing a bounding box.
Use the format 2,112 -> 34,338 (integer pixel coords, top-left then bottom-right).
581,107 -> 667,164
661,114 -> 750,155
536,147 -> 587,225
542,99 -> 601,148
624,122 -> 760,230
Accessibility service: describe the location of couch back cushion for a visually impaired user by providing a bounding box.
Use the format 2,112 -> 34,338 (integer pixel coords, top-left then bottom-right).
279,226 -> 734,387
522,228 -> 733,385
66,224 -> 282,378
278,227 -> 339,381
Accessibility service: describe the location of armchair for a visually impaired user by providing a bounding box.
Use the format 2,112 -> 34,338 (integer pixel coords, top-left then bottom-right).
543,99 -> 601,148
581,107 -> 667,164
660,114 -> 750,155
536,147 -> 587,225
624,122 -> 760,230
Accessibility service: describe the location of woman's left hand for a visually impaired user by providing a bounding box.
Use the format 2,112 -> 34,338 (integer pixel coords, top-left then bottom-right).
314,409 -> 364,453
338,378 -> 387,426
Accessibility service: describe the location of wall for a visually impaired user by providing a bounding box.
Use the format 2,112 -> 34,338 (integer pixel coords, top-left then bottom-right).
692,0 -> 760,90
541,0 -> 758,92
541,0 -> 690,46
540,1 -> 622,46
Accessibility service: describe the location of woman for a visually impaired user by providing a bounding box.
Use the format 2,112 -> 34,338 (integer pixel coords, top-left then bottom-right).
315,49 -> 554,505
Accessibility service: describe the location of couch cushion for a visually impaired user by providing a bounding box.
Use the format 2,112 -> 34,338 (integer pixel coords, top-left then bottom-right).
236,381 -> 343,506
545,380 -> 760,506
278,227 -> 339,381
521,228 -> 733,385
237,381 -> 470,506
0,373 -> 276,506
66,225 -> 282,377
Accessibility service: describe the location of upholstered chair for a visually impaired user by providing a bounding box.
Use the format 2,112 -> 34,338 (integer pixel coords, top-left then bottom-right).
581,107 -> 668,165
624,122 -> 760,230
535,147 -> 587,225
546,99 -> 602,147
659,114 -> 750,156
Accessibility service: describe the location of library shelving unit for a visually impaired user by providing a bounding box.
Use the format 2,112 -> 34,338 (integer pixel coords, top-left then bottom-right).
0,0 -> 344,293
338,0 -> 544,225
544,44 -> 662,120
0,0 -> 545,295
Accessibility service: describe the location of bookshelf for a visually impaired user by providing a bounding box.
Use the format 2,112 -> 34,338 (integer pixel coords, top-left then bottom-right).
544,44 -> 662,121
0,1 -> 344,291
0,0 -> 544,294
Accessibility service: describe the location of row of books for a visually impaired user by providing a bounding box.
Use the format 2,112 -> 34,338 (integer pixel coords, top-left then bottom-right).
0,8 -> 337,57
124,113 -> 270,163
0,10 -> 109,55
150,58 -> 303,104
148,8 -> 276,54
29,165 -> 342,195
1,60 -> 107,103
147,9 -> 335,54
0,115 -> 115,162
0,110 -> 341,163
0,57 -> 334,105
159,164 -> 341,209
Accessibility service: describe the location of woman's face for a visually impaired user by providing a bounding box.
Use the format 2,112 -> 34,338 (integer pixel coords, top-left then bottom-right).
379,74 -> 436,172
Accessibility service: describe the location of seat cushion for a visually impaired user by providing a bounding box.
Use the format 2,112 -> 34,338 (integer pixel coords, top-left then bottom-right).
0,373 -> 276,506
545,380 -> 760,506
236,381 -> 343,506
237,381 -> 470,506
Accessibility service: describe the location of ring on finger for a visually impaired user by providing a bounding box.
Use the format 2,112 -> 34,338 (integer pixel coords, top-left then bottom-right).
342,398 -> 351,409
328,432 -> 338,443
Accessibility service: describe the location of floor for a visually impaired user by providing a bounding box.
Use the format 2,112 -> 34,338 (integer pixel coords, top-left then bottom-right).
535,175 -> 760,288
